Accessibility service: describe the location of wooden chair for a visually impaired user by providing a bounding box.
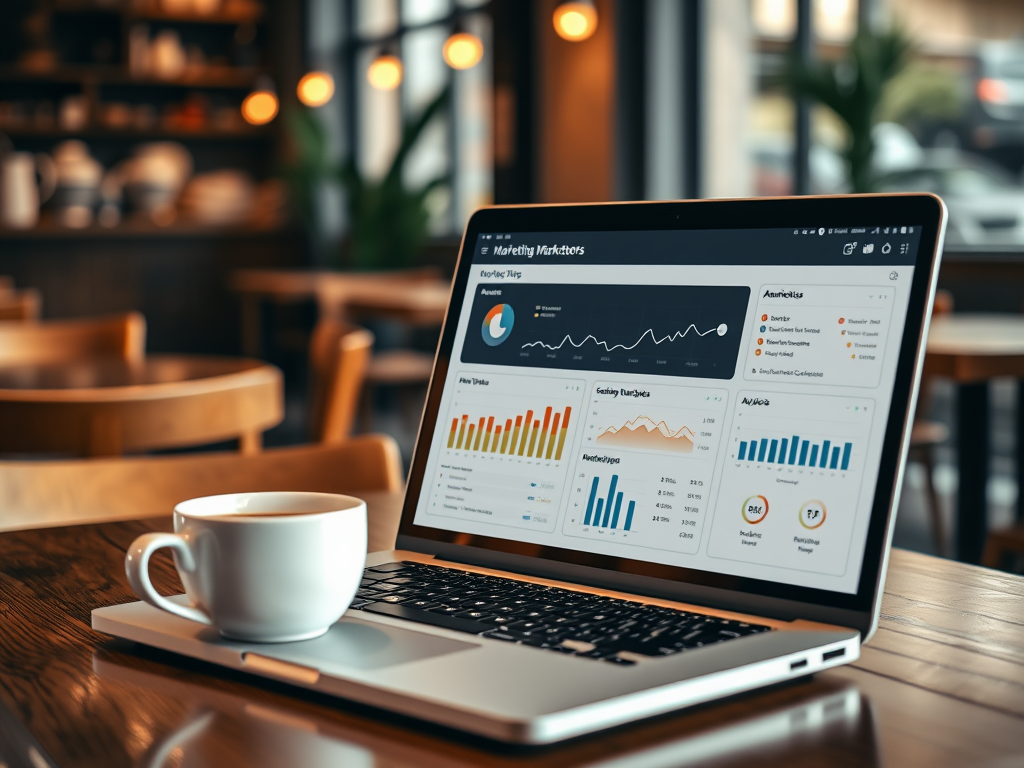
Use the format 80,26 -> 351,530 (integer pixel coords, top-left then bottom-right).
0,436 -> 403,533
0,312 -> 145,365
316,272 -> 447,431
0,289 -> 42,321
909,289 -> 954,556
308,319 -> 374,444
0,358 -> 281,457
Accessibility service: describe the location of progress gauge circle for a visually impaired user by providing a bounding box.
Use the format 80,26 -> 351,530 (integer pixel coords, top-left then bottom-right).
482,304 -> 515,346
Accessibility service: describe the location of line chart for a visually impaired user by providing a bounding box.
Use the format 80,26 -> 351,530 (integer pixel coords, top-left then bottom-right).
461,283 -> 750,380
521,324 -> 727,352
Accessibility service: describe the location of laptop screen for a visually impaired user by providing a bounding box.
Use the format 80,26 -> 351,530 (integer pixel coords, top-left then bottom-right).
411,224 -> 923,596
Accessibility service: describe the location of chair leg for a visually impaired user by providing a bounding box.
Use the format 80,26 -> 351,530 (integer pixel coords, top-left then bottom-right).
981,534 -> 1005,569
921,447 -> 948,557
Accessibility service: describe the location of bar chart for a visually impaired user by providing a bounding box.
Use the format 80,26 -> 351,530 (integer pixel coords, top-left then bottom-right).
447,405 -> 572,460
425,372 -> 585,534
440,372 -> 584,464
563,449 -> 709,555
581,474 -> 637,531
738,436 -> 853,470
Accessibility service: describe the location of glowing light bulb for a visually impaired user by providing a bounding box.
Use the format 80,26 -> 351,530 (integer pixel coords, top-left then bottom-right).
553,0 -> 598,42
367,54 -> 402,90
443,31 -> 484,70
241,90 -> 278,125
297,71 -> 335,107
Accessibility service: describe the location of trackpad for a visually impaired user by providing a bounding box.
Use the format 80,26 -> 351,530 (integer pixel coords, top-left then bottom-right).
262,616 -> 479,671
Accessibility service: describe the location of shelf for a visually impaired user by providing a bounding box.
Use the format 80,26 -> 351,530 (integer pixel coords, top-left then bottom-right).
0,65 -> 262,89
0,220 -> 296,240
0,126 -> 275,141
51,1 -> 265,25
127,8 -> 265,25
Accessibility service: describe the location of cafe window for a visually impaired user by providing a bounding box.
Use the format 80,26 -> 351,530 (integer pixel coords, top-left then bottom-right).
326,0 -> 493,234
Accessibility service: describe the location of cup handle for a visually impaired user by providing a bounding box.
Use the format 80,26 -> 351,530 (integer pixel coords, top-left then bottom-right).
125,532 -> 213,626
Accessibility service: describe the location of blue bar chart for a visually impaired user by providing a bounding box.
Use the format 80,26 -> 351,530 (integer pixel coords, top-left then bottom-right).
583,474 -> 637,531
737,436 -> 853,470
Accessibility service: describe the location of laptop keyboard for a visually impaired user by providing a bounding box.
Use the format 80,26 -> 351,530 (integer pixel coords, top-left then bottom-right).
349,561 -> 771,666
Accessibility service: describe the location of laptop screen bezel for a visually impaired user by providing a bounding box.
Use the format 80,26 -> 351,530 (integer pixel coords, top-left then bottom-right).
396,194 -> 944,630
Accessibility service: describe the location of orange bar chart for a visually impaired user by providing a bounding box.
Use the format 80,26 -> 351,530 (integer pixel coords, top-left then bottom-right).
448,405 -> 572,460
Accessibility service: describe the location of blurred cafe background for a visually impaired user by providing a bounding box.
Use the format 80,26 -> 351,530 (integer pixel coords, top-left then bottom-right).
2,0 -> 1024,571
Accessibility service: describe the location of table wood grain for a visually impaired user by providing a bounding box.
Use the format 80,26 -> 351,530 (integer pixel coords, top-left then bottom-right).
0,493 -> 1021,767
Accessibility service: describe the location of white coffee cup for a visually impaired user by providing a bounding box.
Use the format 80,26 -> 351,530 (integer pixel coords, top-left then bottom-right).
125,492 -> 366,643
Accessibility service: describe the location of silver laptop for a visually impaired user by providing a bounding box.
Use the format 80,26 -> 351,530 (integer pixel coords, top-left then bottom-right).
95,194 -> 946,744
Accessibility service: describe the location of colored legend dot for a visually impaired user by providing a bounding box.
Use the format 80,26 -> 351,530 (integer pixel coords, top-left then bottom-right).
839,317 -> 845,324
762,314 -> 768,321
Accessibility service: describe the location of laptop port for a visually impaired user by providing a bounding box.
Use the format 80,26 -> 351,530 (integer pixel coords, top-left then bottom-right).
789,658 -> 808,671
822,648 -> 846,662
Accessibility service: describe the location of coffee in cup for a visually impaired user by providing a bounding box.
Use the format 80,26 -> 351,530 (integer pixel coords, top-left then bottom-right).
125,492 -> 366,643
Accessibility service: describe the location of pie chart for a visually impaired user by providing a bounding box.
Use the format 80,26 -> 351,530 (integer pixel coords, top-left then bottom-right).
482,304 -> 515,346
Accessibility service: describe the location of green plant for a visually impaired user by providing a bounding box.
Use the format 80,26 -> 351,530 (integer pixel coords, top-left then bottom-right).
786,27 -> 913,193
284,86 -> 450,270
877,62 -> 964,126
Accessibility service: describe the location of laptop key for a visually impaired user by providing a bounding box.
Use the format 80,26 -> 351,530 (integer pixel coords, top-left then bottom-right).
367,563 -> 408,573
401,598 -> 440,610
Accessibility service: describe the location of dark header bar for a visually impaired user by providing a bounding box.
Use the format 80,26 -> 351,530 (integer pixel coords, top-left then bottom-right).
472,228 -> 922,267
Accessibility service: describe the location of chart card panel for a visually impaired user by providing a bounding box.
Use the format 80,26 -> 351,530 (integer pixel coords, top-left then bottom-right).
562,381 -> 727,554
706,391 -> 874,575
744,285 -> 895,388
461,284 -> 750,379
426,372 -> 585,532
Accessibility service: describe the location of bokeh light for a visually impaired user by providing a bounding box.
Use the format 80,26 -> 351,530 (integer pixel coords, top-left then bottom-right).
297,71 -> 335,107
241,90 -> 279,125
367,54 -> 403,90
443,31 -> 484,70
553,1 -> 598,42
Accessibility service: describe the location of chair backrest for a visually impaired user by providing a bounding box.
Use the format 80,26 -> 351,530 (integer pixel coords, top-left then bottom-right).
0,358 -> 282,457
308,319 -> 374,444
0,436 -> 403,532
0,289 -> 42,321
0,312 -> 145,366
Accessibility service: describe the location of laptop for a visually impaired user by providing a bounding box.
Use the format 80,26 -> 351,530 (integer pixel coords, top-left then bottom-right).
94,194 -> 946,744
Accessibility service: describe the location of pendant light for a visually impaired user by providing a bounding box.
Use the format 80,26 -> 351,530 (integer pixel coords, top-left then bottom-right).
553,0 -> 598,42
241,77 -> 279,125
297,71 -> 335,107
443,22 -> 484,70
367,48 -> 403,91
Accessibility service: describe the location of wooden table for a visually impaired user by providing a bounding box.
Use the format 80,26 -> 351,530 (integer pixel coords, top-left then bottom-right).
0,493 -> 1022,767
0,354 -> 283,456
925,314 -> 1024,562
229,268 -> 449,357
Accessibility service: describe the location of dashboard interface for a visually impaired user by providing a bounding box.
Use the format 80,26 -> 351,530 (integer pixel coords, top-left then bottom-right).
413,226 -> 923,594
